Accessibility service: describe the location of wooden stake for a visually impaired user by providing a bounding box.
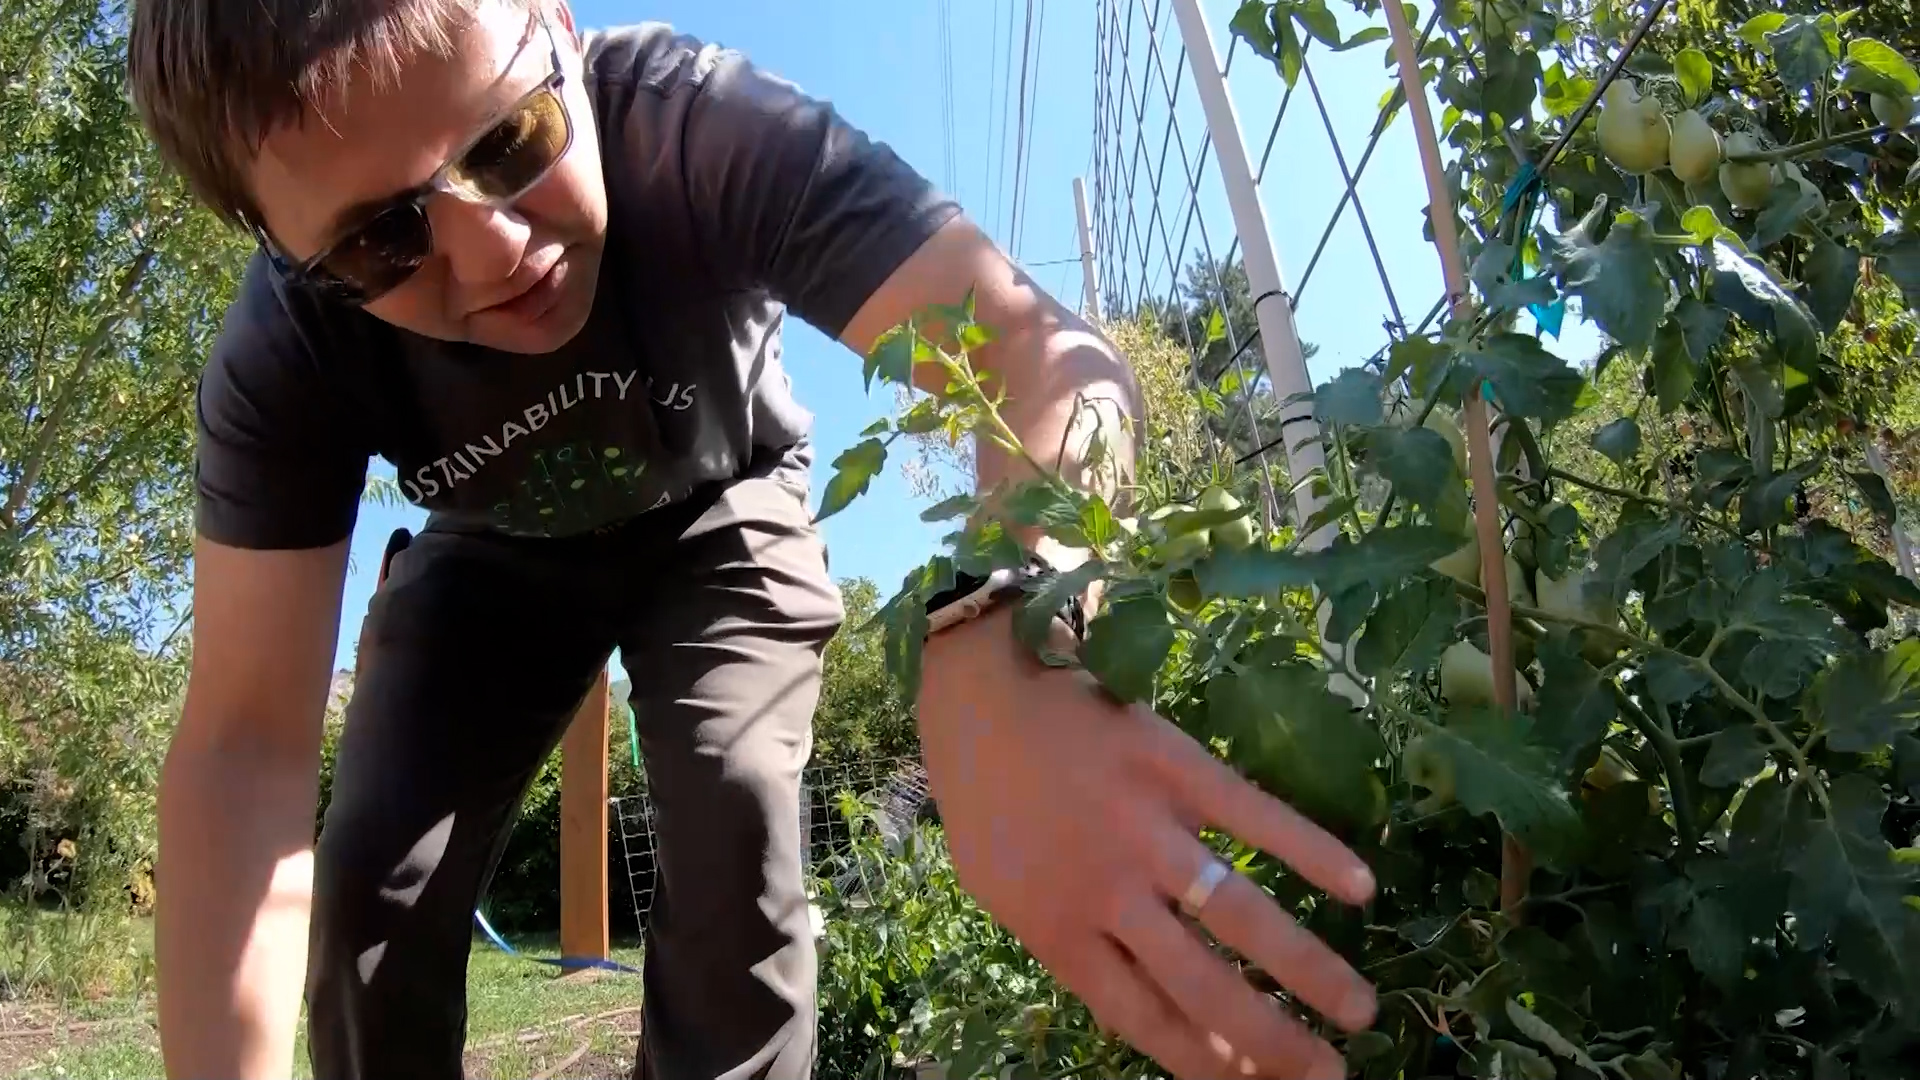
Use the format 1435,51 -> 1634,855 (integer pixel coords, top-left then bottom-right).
559,668 -> 611,962
1380,0 -> 1532,916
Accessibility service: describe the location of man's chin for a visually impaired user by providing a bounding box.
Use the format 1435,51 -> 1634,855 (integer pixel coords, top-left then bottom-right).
462,247 -> 603,355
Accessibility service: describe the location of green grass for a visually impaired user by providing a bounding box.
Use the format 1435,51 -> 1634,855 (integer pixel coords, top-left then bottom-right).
2,923 -> 647,1080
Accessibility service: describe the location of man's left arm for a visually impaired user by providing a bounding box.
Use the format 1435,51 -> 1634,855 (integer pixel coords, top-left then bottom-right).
681,52 -> 1378,1078
839,216 -> 1141,568
840,221 -> 1379,1080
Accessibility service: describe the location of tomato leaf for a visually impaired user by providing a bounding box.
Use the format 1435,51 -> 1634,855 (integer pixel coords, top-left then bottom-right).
1869,231 -> 1920,312
1539,203 -> 1668,353
1765,15 -> 1837,91
1362,425 -> 1468,532
1750,175 -> 1826,250
1642,653 -> 1710,706
1471,239 -> 1558,312
1701,726 -> 1769,787
1802,237 -> 1861,335
1228,0 -> 1278,58
1737,13 -> 1787,49
1786,776 -> 1920,1007
1355,575 -> 1458,681
1674,47 -> 1714,105
1422,708 -> 1585,868
1079,592 -> 1174,704
1840,38 -> 1920,98
1738,458 -> 1822,534
816,438 -> 888,523
1533,633 -> 1618,777
1193,545 -> 1319,599
920,493 -> 978,522
1651,317 -> 1697,413
1848,469 -> 1898,526
1313,367 -> 1385,427
1385,335 -> 1447,386
1463,334 -> 1588,424
1709,240 -> 1820,374
1206,659 -> 1386,830
1815,641 -> 1920,753
1590,418 -> 1641,464
864,324 -> 917,390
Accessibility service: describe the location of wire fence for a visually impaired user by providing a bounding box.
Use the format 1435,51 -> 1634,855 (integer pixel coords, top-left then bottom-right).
609,754 -> 931,934
1087,0 -> 1459,522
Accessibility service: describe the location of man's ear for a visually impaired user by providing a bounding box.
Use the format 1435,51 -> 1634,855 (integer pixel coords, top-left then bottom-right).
550,0 -> 579,45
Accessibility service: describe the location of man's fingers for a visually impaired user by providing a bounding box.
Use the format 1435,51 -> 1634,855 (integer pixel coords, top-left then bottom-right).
1145,824 -> 1377,1033
1111,893 -> 1348,1079
1055,935 -> 1250,1079
1143,708 -> 1375,906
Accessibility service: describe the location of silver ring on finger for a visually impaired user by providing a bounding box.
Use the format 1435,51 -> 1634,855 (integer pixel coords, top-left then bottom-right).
1178,856 -> 1232,920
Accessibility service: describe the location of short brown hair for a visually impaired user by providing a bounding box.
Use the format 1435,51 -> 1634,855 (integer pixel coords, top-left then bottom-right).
129,0 -> 497,230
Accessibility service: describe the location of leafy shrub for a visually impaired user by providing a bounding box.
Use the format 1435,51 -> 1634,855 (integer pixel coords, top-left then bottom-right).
813,796 -> 1144,1078
818,0 -> 1920,1069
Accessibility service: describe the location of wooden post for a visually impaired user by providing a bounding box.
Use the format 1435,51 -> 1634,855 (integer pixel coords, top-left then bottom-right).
559,666 -> 611,962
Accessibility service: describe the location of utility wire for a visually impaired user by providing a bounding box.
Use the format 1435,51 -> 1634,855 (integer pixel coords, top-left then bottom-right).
983,0 -> 1004,211
1012,0 -> 1047,259
991,0 -> 1020,245
1006,0 -> 1037,254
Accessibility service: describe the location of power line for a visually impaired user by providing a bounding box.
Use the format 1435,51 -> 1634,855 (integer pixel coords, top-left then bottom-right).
991,0 -> 1019,244
1005,0 -> 1036,252
1012,0 -> 1047,259
982,0 -> 1004,213
935,0 -> 956,195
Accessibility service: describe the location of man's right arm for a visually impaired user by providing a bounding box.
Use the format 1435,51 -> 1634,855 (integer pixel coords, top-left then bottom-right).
158,535 -> 349,1080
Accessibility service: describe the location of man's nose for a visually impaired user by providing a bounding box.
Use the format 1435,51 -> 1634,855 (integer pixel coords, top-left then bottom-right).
427,194 -> 530,289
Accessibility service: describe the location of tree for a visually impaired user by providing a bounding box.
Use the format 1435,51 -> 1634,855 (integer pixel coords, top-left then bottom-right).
0,0 -> 250,939
811,577 -> 918,769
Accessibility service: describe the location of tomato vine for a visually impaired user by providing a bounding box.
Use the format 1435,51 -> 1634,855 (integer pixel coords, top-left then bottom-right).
819,1 -> 1920,1076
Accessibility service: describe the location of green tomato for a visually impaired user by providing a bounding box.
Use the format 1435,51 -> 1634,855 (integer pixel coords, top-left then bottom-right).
1198,486 -> 1253,549
1167,570 -> 1203,612
1440,640 -> 1533,710
1425,410 -> 1469,476
1404,734 -> 1456,806
1431,536 -> 1480,586
1872,92 -> 1916,132
1597,81 -> 1671,175
1718,132 -> 1773,211
1669,108 -> 1722,186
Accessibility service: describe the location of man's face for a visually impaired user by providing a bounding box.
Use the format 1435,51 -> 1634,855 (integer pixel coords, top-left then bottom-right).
248,0 -> 607,354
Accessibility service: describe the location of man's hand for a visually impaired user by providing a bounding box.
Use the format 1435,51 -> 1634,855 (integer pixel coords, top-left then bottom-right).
917,607 -> 1377,1080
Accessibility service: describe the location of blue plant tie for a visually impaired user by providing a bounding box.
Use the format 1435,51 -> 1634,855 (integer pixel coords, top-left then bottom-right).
472,909 -> 644,976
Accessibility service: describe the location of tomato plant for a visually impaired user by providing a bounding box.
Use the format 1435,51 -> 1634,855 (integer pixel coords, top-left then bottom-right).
820,0 -> 1920,1076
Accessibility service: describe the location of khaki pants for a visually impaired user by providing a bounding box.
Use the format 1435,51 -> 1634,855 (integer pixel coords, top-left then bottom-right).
306,455 -> 843,1080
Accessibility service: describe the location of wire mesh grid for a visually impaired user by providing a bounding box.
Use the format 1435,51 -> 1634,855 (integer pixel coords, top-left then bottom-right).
609,754 -> 930,933
1089,0 -> 1459,516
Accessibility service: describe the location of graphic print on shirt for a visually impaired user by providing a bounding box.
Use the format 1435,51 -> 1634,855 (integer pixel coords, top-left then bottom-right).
397,367 -> 701,537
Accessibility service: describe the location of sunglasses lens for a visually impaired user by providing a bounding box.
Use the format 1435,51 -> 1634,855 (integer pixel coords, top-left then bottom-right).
447,87 -> 572,202
316,203 -> 431,301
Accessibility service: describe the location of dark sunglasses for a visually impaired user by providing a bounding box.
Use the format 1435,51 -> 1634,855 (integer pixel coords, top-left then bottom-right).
254,15 -> 575,306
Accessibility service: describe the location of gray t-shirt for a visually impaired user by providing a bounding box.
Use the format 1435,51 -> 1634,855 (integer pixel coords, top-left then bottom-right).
195,23 -> 960,548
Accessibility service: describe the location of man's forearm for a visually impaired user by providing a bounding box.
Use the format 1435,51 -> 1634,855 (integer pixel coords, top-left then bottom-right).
970,296 -> 1144,563
157,742 -> 319,1079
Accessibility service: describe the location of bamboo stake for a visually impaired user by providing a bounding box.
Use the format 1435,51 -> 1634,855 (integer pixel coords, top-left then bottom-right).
1380,0 -> 1531,914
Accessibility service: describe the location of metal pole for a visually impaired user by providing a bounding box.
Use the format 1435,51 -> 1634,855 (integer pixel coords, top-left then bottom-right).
1167,0 -> 1329,550
1072,177 -> 1104,322
1167,0 -> 1364,704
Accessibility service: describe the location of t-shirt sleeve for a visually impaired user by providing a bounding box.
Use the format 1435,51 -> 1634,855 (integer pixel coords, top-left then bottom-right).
194,256 -> 371,550
676,50 -> 964,339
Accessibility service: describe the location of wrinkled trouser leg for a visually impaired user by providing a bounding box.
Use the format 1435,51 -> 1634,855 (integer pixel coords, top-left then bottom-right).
623,472 -> 843,1080
305,527 -> 616,1080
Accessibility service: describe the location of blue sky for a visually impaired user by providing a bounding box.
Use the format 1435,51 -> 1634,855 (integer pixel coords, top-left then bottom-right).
328,0 -> 1604,671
